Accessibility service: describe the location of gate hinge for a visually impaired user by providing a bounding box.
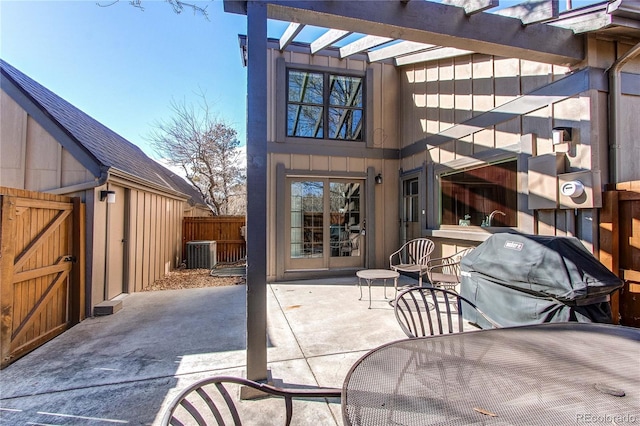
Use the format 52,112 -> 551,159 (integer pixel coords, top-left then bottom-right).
63,255 -> 77,263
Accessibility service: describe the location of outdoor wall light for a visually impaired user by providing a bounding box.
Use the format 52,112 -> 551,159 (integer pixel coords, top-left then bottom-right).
552,127 -> 573,145
100,190 -> 116,204
375,174 -> 383,184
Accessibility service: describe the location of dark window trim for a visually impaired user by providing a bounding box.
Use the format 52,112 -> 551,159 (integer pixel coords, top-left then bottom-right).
438,158 -> 518,227
428,139 -> 531,234
276,58 -> 373,147
286,68 -> 364,141
400,165 -> 427,231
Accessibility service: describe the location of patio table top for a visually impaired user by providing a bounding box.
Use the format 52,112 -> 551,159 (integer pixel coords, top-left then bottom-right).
342,322 -> 640,426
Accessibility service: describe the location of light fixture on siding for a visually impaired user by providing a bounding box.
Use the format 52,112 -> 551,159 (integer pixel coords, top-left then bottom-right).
552,127 -> 573,145
100,190 -> 116,204
375,173 -> 383,184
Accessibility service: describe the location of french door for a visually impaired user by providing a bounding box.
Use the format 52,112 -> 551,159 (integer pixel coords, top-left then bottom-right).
286,178 -> 364,271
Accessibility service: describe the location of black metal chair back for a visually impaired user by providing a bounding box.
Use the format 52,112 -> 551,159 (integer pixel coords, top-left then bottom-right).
161,375 -> 341,426
394,286 -> 500,338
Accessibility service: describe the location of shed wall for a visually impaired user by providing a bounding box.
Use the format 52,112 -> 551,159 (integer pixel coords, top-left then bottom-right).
1,92 -> 94,191
1,87 -> 186,313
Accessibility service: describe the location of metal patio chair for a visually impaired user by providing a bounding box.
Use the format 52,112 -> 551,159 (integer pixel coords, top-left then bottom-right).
426,247 -> 475,293
389,238 -> 435,286
394,286 -> 501,338
161,375 -> 341,426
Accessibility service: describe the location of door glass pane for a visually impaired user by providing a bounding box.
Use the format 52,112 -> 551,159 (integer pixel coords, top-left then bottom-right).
291,181 -> 324,258
329,182 -> 361,258
404,179 -> 419,222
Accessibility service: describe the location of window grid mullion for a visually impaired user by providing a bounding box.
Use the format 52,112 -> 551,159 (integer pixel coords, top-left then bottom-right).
286,68 -> 363,141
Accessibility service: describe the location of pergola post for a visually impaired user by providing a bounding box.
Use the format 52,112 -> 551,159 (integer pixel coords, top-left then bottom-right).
245,0 -> 268,383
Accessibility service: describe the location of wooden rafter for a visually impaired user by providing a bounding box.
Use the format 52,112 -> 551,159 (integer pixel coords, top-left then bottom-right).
395,47 -> 474,66
310,29 -> 350,54
259,0 -> 584,65
368,41 -> 435,63
279,22 -> 304,50
339,35 -> 393,58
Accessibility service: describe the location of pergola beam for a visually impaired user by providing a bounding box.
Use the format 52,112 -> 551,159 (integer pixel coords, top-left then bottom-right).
261,0 -> 583,65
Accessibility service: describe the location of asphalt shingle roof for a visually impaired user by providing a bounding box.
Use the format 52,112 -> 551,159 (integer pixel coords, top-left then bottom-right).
1,59 -> 205,205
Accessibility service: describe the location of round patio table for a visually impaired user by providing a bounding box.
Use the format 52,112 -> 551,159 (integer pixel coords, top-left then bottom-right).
342,322 -> 640,425
356,269 -> 400,309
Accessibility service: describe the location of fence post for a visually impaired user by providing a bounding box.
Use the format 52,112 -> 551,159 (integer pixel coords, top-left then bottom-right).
0,195 -> 17,367
600,189 -> 620,324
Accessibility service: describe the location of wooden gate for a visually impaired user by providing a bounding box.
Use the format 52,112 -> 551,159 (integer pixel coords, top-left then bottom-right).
0,187 -> 84,368
600,181 -> 640,327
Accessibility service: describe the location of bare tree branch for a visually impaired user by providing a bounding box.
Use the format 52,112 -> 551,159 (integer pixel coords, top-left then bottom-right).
148,92 -> 246,215
96,0 -> 121,8
96,0 -> 210,19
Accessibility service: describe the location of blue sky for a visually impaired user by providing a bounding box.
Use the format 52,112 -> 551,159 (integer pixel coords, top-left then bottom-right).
1,0 -> 601,158
1,0 -> 254,157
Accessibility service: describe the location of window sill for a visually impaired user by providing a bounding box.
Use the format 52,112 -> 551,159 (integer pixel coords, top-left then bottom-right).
282,137 -> 366,146
424,227 -> 517,242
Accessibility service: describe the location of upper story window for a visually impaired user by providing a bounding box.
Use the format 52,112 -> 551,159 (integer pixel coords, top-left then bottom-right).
287,70 -> 363,141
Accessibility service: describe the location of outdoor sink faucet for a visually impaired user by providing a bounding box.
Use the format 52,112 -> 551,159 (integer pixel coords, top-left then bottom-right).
488,210 -> 506,226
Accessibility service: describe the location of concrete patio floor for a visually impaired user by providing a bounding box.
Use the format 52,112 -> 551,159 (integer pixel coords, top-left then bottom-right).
1,275 -> 424,425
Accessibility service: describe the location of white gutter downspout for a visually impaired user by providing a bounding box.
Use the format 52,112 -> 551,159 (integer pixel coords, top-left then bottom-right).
46,168 -> 111,195
607,41 -> 640,184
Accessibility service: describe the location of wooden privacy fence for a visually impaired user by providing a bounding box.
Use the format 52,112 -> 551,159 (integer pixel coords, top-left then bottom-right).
182,216 -> 246,264
600,181 -> 640,327
0,187 -> 84,368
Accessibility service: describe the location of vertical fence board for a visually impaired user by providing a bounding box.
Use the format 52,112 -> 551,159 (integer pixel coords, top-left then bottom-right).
182,216 -> 246,264
600,182 -> 640,327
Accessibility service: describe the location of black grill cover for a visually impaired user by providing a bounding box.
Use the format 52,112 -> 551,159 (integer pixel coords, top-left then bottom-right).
460,234 -> 623,328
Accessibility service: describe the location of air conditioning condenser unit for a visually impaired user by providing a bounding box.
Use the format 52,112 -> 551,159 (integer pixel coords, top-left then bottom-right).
186,240 -> 217,269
